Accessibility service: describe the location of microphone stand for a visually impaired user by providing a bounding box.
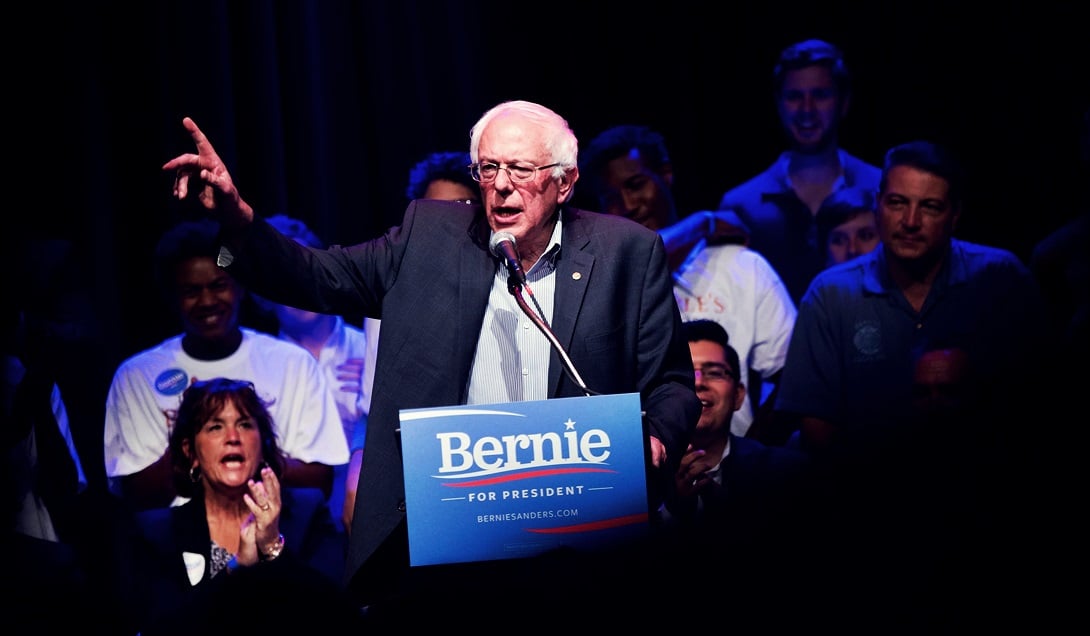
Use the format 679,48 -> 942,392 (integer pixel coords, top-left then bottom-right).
506,273 -> 598,397
507,273 -> 650,494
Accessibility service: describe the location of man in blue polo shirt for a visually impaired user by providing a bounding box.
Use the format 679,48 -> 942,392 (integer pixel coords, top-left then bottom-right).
775,140 -> 1046,456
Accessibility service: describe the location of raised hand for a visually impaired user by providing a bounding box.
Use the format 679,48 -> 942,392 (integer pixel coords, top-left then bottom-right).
238,465 -> 283,566
162,117 -> 254,227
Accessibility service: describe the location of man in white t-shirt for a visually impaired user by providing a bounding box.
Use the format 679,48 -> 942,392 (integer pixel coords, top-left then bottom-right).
579,125 -> 797,440
103,219 -> 348,510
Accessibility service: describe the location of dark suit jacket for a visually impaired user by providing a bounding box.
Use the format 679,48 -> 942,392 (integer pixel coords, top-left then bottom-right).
112,487 -> 345,634
655,433 -> 816,621
662,434 -> 812,529
223,201 -> 697,606
220,201 -> 701,604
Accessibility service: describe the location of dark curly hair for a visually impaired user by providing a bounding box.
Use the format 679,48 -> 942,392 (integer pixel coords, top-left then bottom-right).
405,151 -> 478,201
168,377 -> 285,498
153,218 -> 224,296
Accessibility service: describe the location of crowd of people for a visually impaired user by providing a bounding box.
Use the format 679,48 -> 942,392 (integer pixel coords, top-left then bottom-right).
6,37 -> 1080,634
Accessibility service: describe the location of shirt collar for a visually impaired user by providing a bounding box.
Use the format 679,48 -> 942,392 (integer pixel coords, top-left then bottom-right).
526,215 -> 564,276
771,148 -> 851,193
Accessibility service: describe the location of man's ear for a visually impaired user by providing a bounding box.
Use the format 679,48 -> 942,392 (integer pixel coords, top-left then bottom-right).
557,167 -> 578,204
732,383 -> 747,413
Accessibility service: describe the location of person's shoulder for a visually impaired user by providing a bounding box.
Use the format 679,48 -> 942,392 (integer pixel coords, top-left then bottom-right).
115,335 -> 184,369
134,503 -> 174,524
951,239 -> 1035,286
718,157 -> 785,207
812,256 -> 867,285
731,244 -> 785,274
840,149 -> 882,186
801,254 -> 873,301
566,206 -> 660,241
719,173 -> 777,207
700,243 -> 782,278
131,504 -> 177,541
243,328 -> 323,361
952,238 -> 1025,268
244,327 -> 306,347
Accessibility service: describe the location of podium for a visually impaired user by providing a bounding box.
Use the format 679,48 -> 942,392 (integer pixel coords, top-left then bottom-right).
398,393 -> 649,567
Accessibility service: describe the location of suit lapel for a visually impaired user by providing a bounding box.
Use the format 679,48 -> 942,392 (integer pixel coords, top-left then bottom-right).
550,213 -> 593,394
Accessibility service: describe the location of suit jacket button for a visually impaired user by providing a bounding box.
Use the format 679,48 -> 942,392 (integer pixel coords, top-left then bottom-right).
397,500 -> 406,512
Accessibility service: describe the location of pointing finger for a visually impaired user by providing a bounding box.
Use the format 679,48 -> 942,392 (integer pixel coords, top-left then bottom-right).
182,117 -> 221,162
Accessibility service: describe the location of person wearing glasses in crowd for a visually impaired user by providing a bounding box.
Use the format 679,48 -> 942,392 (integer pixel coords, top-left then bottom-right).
665,319 -> 810,529
161,99 -> 700,623
654,319 -> 812,631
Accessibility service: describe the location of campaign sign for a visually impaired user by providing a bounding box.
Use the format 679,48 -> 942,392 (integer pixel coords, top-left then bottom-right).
399,393 -> 649,567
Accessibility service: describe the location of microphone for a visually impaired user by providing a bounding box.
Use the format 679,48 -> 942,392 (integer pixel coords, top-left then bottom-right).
488,231 -> 597,397
489,231 -> 527,287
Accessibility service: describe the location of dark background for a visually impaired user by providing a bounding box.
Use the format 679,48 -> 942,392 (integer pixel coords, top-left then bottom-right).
13,1 -> 1088,487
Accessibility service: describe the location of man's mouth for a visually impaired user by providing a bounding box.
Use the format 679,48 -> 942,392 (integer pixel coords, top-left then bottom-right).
194,311 -> 225,326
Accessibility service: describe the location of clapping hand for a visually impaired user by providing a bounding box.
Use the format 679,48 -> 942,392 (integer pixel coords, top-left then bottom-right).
237,465 -> 282,567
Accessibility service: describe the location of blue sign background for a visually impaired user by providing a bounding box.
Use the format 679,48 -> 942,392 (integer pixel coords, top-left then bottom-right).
399,393 -> 649,566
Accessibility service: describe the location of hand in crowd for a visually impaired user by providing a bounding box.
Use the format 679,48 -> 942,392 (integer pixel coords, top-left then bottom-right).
237,465 -> 283,567
335,358 -> 366,395
649,435 -> 667,468
673,444 -> 717,498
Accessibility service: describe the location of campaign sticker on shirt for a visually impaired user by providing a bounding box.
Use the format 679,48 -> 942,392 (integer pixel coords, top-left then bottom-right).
155,368 -> 189,396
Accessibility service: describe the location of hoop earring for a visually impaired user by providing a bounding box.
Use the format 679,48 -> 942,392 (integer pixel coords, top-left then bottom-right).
189,466 -> 201,484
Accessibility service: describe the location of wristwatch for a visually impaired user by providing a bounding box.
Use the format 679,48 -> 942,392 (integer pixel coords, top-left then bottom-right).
260,533 -> 285,561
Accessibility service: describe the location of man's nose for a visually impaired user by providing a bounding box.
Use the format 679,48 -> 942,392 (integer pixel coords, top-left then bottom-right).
901,204 -> 924,228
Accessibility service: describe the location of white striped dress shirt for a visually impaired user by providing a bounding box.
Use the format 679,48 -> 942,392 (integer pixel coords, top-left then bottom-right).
466,219 -> 562,404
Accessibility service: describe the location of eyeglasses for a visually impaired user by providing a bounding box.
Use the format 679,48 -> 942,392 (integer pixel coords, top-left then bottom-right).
694,364 -> 735,382
468,162 -> 560,183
